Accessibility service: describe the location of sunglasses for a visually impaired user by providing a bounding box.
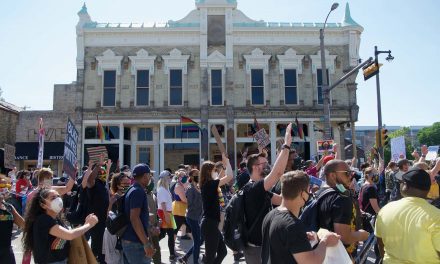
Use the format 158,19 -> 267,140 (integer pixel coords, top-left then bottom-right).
334,170 -> 352,176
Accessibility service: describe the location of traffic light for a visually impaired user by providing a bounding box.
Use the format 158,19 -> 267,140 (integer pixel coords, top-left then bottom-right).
381,129 -> 389,147
375,129 -> 380,148
363,61 -> 381,81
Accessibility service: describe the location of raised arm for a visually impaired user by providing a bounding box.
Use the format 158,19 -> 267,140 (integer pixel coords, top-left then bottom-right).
87,165 -> 99,188
264,123 -> 293,191
219,153 -> 233,187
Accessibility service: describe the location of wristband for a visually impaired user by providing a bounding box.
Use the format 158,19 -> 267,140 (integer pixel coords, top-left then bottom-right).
421,154 -> 426,158
281,144 -> 291,151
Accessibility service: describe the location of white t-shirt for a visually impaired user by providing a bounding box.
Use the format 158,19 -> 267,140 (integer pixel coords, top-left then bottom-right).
156,186 -> 173,212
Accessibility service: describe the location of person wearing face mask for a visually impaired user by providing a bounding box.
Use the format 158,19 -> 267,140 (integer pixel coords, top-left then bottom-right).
200,153 -> 233,264
178,169 -> 202,264
0,176 -> 24,264
15,170 -> 32,214
102,172 -> 132,264
317,159 -> 370,259
359,168 -> 381,223
145,180 -> 161,264
172,169 -> 191,241
22,188 -> 98,264
242,124 -> 293,264
121,164 -> 155,264
156,170 -> 177,261
384,161 -> 397,204
261,171 -> 340,264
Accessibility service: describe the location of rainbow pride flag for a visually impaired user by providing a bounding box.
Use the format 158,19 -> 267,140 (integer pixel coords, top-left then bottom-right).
96,115 -> 108,141
295,114 -> 304,139
180,116 -> 200,132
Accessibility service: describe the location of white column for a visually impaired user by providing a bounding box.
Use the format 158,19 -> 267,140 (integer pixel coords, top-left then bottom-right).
131,127 -> 137,167
270,121 -> 277,164
159,123 -> 165,173
119,123 -> 124,165
153,126 -> 160,174
309,121 -> 317,159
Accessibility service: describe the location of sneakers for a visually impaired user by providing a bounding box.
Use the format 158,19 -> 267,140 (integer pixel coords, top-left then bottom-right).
169,254 -> 177,261
180,234 -> 192,240
234,252 -> 244,261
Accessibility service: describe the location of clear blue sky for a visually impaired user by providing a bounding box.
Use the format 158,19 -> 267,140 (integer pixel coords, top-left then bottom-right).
1,0 -> 439,126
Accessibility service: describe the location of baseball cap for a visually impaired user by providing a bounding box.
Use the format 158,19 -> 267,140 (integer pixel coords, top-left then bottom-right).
323,155 -> 334,165
402,168 -> 431,191
159,170 -> 172,179
397,159 -> 409,169
132,164 -> 151,177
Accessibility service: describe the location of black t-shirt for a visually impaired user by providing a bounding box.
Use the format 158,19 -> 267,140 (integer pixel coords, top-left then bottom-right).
0,209 -> 13,249
33,214 -> 70,264
235,170 -> 250,191
360,184 -> 378,215
262,209 -> 311,264
244,180 -> 273,246
318,189 -> 353,230
201,179 -> 220,222
87,179 -> 109,221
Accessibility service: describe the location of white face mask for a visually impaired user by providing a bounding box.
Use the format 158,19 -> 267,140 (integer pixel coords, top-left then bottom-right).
212,171 -> 219,180
43,179 -> 52,187
49,197 -> 64,214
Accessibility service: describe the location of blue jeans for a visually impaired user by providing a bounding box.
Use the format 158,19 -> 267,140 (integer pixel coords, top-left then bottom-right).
184,218 -> 201,264
122,240 -> 151,264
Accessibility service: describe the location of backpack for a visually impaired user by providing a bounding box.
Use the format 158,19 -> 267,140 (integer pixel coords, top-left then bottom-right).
223,184 -> 268,251
299,188 -> 336,232
105,186 -> 134,236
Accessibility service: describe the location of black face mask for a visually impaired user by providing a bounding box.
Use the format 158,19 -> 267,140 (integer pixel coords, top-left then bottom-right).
302,190 -> 311,205
262,165 -> 271,177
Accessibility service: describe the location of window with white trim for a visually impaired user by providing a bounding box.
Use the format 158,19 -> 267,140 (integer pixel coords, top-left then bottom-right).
284,69 -> 298,104
136,70 -> 149,106
211,69 -> 223,106
169,69 -> 183,106
251,69 -> 264,105
103,70 -> 116,107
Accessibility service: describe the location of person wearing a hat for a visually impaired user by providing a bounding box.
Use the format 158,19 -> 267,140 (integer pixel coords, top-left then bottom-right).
121,163 -> 155,264
375,168 -> 440,263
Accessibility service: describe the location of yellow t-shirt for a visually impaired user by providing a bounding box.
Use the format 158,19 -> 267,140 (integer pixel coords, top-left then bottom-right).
375,197 -> 440,264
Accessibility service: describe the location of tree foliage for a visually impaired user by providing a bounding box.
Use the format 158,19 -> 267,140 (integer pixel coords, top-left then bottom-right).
417,122 -> 440,146
384,127 -> 413,164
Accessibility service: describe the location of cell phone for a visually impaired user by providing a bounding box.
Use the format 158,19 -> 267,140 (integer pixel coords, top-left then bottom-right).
309,176 -> 323,187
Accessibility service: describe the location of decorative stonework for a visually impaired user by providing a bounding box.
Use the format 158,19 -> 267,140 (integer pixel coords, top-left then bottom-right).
128,49 -> 156,75
206,50 -> 226,70
162,48 -> 190,74
310,49 -> 337,74
95,49 -> 123,75
243,48 -> 271,74
277,48 -> 304,74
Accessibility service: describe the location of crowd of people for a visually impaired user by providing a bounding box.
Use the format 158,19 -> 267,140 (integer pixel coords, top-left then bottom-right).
0,124 -> 439,264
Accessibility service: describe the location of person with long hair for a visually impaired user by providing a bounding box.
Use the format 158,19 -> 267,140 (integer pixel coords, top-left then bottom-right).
22,187 -> 98,264
178,169 -> 202,264
102,172 -> 131,264
200,153 -> 233,264
156,170 -> 177,261
172,169 -> 191,240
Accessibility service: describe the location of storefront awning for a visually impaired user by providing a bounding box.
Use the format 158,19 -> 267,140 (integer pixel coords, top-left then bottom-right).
15,142 -> 65,160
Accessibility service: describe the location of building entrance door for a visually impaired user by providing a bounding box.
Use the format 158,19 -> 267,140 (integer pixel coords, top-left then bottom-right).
136,145 -> 154,168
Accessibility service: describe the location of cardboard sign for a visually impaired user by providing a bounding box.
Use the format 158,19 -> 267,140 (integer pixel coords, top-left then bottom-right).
253,128 -> 271,149
4,144 -> 15,169
391,136 -> 406,162
316,140 -> 334,154
211,125 -> 226,155
425,146 -> 439,161
63,119 -> 79,179
87,146 -> 108,164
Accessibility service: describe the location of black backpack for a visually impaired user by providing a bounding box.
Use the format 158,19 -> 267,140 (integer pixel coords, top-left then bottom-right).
299,188 -> 335,232
223,184 -> 268,251
106,186 -> 134,236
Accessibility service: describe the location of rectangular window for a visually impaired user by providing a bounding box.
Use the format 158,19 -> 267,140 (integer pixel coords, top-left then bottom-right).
284,69 -> 297,104
211,69 -> 223,106
137,128 -> 153,141
103,70 -> 116,107
136,70 -> 149,106
170,69 -> 183,106
317,69 -> 329,105
165,125 -> 199,139
251,69 -> 264,105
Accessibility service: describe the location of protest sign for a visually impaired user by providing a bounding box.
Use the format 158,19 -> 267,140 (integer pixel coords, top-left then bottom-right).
63,119 -> 79,179
37,118 -> 45,168
211,125 -> 226,155
87,146 -> 108,164
4,144 -> 15,169
253,128 -> 270,149
316,140 -> 334,154
391,136 -> 406,161
425,146 -> 439,161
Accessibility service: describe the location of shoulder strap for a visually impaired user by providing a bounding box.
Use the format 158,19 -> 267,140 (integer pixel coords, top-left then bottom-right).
316,187 -> 336,200
121,186 -> 135,212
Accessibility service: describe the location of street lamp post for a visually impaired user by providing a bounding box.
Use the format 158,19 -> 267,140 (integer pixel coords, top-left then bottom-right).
374,46 -> 394,158
320,3 -> 339,140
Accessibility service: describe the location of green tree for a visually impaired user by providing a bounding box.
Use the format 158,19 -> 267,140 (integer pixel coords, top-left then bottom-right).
384,127 -> 413,164
417,122 -> 440,146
